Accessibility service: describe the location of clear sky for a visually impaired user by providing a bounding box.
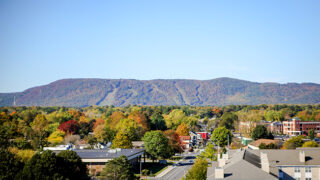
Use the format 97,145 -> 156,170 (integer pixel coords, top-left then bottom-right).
1,0 -> 320,93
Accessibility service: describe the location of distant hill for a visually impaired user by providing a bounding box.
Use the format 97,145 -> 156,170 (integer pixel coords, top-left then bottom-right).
1,78 -> 320,107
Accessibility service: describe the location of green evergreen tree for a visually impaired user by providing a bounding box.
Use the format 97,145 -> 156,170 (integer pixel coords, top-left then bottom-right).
101,155 -> 134,180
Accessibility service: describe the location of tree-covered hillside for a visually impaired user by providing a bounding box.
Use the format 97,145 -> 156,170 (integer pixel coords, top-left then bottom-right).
1,78 -> 320,107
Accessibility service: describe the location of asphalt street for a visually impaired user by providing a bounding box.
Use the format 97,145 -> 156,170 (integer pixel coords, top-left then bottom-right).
154,154 -> 196,180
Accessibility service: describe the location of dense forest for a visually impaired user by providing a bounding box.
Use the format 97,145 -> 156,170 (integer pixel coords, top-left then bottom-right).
1,78 -> 320,107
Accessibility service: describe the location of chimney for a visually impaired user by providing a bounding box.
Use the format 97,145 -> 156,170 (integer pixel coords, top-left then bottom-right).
218,158 -> 226,167
299,151 -> 305,163
215,168 -> 224,179
260,152 -> 270,173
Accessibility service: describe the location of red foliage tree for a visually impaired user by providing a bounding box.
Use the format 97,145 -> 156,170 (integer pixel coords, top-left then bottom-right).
58,120 -> 80,135
164,130 -> 183,153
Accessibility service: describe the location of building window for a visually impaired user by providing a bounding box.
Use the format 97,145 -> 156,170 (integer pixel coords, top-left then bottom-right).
306,178 -> 312,180
294,167 -> 300,173
305,167 -> 312,173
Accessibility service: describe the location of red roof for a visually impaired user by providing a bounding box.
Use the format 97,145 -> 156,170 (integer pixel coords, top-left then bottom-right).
196,132 -> 209,139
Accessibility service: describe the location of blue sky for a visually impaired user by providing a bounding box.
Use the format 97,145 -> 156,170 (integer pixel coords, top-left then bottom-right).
1,0 -> 320,92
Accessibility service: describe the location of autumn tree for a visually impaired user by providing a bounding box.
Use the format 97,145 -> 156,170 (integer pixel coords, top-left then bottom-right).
92,118 -> 105,131
94,124 -> 115,143
116,118 -> 144,141
164,109 -> 186,129
108,111 -> 125,129
212,107 -> 222,117
128,110 -> 148,131
164,130 -> 182,153
176,122 -> 190,136
48,130 -> 65,145
264,110 -> 284,122
302,141 -> 319,148
296,110 -> 312,121
58,120 -> 80,135
31,114 -> 49,149
282,136 -> 304,149
112,131 -> 132,149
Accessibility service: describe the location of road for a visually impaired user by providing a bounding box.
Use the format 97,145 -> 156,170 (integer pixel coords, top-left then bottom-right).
154,154 -> 196,180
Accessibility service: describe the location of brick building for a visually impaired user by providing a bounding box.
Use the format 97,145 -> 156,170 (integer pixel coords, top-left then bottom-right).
282,117 -> 320,136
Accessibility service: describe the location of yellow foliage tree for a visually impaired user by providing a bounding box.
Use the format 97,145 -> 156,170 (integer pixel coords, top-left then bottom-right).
94,124 -> 105,142
164,109 -> 186,129
112,131 -> 132,149
176,122 -> 190,136
48,130 -> 65,145
9,147 -> 35,163
302,141 -> 319,148
79,115 -> 89,123
109,111 -> 125,129
116,118 -> 144,141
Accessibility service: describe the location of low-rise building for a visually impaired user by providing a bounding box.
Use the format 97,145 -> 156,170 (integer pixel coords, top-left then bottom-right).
283,117 -> 320,136
270,122 -> 283,134
53,148 -> 145,174
207,148 -> 320,180
179,136 -> 191,150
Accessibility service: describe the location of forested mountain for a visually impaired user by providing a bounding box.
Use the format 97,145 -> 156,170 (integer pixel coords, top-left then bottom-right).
1,78 -> 320,107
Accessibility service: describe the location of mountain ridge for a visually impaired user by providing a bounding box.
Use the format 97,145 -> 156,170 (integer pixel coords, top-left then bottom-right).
1,77 -> 320,107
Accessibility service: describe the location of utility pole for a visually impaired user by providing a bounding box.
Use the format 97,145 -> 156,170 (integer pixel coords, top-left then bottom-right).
140,156 -> 142,179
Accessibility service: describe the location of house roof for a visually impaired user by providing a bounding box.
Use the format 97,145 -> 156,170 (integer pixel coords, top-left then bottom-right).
208,148 -> 320,180
249,148 -> 320,166
207,149 -> 277,180
249,139 -> 279,147
53,148 -> 144,160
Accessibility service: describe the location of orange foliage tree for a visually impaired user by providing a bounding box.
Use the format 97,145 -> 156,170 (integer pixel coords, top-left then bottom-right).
128,110 -> 148,131
93,118 -> 105,131
176,122 -> 189,136
164,130 -> 183,153
212,107 -> 222,116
